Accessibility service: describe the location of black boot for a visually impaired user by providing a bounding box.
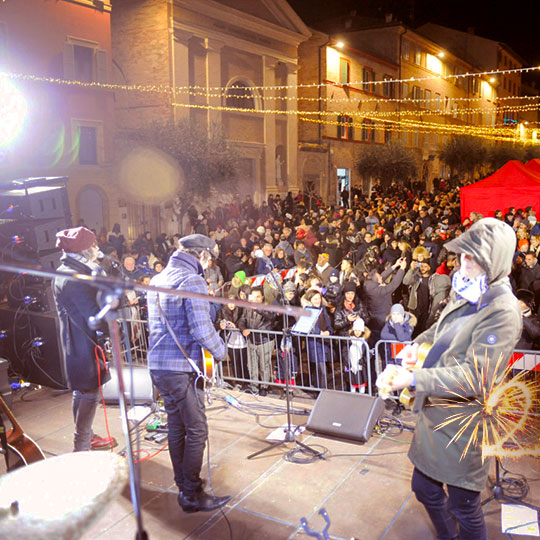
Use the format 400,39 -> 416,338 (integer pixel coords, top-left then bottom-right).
178,491 -> 231,513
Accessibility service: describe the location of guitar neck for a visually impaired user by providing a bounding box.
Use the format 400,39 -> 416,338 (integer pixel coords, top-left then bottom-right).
0,395 -> 24,440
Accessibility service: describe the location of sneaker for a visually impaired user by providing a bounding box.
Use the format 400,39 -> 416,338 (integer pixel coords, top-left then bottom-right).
90,434 -> 118,451
178,491 -> 231,513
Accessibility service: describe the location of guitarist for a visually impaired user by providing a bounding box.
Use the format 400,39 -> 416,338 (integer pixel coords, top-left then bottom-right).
377,218 -> 521,540
147,234 -> 230,514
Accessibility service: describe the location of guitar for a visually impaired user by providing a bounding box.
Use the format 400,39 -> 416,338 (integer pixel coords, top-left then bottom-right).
202,348 -> 216,387
377,342 -> 432,408
0,395 -> 46,471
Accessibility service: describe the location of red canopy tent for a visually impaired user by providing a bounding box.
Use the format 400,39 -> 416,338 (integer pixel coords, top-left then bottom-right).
526,158 -> 540,175
460,161 -> 540,221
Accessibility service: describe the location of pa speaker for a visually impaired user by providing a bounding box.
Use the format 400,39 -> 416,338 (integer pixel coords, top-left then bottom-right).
306,390 -> 385,443
101,364 -> 155,405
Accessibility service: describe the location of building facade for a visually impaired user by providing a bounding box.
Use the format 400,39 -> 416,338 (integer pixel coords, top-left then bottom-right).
298,21 -> 499,200
0,0 -> 116,234
111,0 -> 310,236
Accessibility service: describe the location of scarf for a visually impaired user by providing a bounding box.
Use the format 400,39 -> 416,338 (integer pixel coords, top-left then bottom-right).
451,269 -> 488,304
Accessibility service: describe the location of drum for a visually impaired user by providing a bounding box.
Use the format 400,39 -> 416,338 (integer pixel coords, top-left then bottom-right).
0,451 -> 128,540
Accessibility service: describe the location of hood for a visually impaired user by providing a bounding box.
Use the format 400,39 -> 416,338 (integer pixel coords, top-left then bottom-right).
444,218 -> 515,284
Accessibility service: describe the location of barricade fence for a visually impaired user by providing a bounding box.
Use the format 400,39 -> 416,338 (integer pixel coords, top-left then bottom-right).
115,316 -> 539,403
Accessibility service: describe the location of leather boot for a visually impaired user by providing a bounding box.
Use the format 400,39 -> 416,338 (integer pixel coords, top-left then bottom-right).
178,491 -> 231,513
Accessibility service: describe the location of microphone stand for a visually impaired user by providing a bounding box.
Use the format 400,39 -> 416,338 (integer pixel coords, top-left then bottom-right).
247,258 -> 323,461
89,284 -> 148,540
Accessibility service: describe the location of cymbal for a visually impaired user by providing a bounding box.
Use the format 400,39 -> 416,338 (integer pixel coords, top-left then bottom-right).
0,451 -> 128,540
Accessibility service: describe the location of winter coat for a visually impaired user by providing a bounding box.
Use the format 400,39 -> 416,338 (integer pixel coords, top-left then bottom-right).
314,263 -> 335,286
334,295 -> 369,336
380,312 -> 416,342
363,266 -> 405,329
409,218 -> 522,492
217,305 -> 247,350
53,255 -> 111,392
293,247 -> 313,266
348,327 -> 371,374
238,304 -> 277,344
516,314 -> 540,350
305,305 -> 332,363
324,281 -> 342,308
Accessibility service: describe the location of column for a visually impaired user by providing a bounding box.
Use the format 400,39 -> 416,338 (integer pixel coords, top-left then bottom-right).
263,55 -> 278,196
284,62 -> 300,193
204,38 -> 224,128
172,30 -> 192,122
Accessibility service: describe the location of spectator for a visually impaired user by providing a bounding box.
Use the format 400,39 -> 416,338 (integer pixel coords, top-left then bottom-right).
403,260 -> 432,336
324,269 -> 342,309
348,317 -> 371,393
314,253 -> 335,286
381,304 -> 415,343
516,289 -> 540,350
204,257 -> 224,294
238,286 -> 277,396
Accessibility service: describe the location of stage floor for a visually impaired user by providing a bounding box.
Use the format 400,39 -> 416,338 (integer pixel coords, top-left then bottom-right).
4,386 -> 539,540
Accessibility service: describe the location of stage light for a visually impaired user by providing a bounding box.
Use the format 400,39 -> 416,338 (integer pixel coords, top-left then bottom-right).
0,75 -> 27,148
335,41 -> 344,48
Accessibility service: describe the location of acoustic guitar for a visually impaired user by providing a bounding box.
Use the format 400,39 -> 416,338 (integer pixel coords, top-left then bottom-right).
378,342 -> 432,408
0,395 -> 46,472
202,348 -> 216,387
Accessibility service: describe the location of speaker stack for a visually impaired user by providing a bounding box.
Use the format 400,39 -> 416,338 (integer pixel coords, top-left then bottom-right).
0,177 -> 72,389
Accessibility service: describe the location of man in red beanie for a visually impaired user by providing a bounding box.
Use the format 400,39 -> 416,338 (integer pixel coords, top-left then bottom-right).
53,226 -> 117,451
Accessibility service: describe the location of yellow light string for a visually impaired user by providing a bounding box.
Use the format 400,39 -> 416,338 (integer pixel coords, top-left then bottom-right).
3,69 -> 540,102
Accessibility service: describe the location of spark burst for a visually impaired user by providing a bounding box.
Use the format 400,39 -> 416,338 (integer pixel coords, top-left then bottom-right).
432,350 -> 540,461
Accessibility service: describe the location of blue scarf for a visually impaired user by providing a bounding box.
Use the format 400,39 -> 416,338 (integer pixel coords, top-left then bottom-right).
451,269 -> 488,304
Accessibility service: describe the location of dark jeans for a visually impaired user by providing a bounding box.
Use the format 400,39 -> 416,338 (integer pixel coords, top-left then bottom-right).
72,389 -> 100,452
150,370 -> 208,497
412,468 -> 487,540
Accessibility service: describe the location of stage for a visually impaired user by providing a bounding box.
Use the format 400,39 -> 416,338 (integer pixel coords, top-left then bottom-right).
4,386 -> 539,539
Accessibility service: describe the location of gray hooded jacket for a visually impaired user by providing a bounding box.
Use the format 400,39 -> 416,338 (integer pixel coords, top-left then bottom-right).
408,218 -> 522,491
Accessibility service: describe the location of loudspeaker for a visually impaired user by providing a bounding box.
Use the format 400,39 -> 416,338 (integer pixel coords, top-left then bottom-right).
0,306 -> 67,390
101,364 -> 155,405
306,390 -> 385,443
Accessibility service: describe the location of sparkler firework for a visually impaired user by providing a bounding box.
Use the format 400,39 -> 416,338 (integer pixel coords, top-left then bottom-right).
433,350 -> 540,461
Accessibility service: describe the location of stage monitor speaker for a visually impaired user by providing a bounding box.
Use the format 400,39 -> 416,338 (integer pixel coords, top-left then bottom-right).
101,364 -> 155,405
0,306 -> 67,390
306,389 -> 385,443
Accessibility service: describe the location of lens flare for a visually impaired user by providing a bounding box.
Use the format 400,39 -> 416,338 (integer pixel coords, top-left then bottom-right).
0,75 -> 27,147
432,350 -> 540,461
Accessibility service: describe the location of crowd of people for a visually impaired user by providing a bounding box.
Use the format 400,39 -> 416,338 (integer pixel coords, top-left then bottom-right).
92,183 -> 540,393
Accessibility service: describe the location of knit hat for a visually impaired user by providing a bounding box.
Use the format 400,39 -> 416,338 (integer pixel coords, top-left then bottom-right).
343,281 -> 356,293
256,226 -> 265,235
283,281 -> 296,293
234,270 -> 246,284
296,229 -> 307,240
330,269 -> 339,278
318,253 -> 329,262
56,227 -> 96,253
391,304 -> 405,315
352,318 -> 365,332
518,239 -> 530,250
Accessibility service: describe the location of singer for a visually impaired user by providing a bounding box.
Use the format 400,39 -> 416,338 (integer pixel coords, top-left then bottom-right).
53,226 -> 117,452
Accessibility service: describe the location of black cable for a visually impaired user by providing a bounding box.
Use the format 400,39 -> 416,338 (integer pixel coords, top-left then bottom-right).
493,460 -> 531,500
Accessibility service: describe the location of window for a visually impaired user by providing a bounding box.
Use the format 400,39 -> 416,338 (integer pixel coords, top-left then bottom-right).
434,93 -> 441,111
78,126 -> 98,165
384,124 -> 392,143
503,77 -> 507,91
413,132 -> 419,147
337,114 -> 353,140
63,39 -> 108,83
444,96 -> 450,111
225,82 -> 256,109
0,22 -> 7,67
424,89 -> 431,109
362,119 -> 374,142
382,75 -> 395,98
340,58 -> 350,85
362,68 -> 374,92
402,82 -> 409,99
453,102 -> 458,118
412,86 -> 423,101
471,77 -> 479,95
415,49 -> 423,66
402,40 -> 410,61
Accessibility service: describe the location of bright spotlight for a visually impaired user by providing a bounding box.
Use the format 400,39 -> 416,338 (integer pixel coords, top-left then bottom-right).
489,77 -> 496,83
0,76 -> 27,148
437,52 -> 445,58
335,41 -> 344,48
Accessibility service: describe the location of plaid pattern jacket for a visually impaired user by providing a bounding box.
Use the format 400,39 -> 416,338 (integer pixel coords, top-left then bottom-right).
147,251 -> 226,372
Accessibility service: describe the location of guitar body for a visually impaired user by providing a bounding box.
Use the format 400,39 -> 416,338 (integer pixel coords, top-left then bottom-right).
202,348 -> 216,387
399,342 -> 432,408
0,396 -> 45,472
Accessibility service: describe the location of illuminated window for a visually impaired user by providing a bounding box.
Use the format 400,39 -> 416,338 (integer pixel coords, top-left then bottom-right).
434,93 -> 440,111
225,82 -> 255,109
340,58 -> 350,85
402,40 -> 410,60
412,86 -> 423,101
337,114 -> 353,140
415,49 -> 424,66
362,119 -> 374,142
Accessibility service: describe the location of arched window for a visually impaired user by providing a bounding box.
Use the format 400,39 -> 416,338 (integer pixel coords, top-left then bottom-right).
225,81 -> 256,110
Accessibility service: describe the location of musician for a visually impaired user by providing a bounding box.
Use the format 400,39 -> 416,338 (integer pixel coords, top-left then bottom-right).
53,227 -> 117,452
147,234 -> 230,513
377,218 -> 521,540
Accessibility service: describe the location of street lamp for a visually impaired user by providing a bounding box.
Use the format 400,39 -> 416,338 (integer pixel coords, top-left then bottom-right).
336,41 -> 344,49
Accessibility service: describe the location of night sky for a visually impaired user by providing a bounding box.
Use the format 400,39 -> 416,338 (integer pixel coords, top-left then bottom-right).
288,0 -> 540,83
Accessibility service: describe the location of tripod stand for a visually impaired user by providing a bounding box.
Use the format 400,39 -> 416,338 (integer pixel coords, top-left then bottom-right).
481,457 -> 540,512
247,275 -> 323,460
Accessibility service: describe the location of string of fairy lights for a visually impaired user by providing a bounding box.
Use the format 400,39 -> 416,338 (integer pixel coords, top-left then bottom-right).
2,65 -> 539,144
